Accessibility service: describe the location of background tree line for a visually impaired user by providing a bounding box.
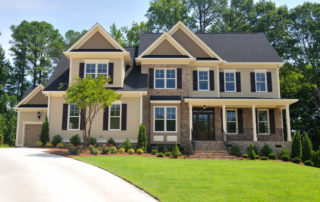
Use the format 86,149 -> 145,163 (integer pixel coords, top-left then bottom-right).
0,0 -> 319,148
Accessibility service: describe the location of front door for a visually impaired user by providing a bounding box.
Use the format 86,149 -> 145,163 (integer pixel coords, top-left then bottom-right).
192,108 -> 215,140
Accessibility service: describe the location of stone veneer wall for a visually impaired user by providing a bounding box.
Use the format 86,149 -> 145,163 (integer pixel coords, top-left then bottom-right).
227,141 -> 291,154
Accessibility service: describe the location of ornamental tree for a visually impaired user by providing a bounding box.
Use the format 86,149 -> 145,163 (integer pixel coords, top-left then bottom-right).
64,75 -> 121,147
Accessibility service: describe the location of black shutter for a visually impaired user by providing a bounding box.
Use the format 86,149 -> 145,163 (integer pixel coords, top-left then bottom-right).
149,68 -> 154,89
103,107 -> 109,130
267,72 -> 272,92
209,70 -> 214,91
121,104 -> 127,130
79,63 -> 84,78
236,72 -> 241,92
177,68 -> 182,89
62,104 -> 68,130
250,72 -> 256,92
193,70 -> 198,90
238,109 -> 243,134
80,108 -> 86,130
269,109 -> 275,134
109,63 -> 114,84
219,72 -> 224,92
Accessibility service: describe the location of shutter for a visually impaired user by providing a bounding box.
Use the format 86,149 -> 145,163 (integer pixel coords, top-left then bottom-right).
236,72 -> 241,92
79,63 -> 84,78
62,104 -> 68,130
121,104 -> 127,130
238,109 -> 243,134
269,109 -> 275,134
219,72 -> 224,92
250,72 -> 256,92
267,72 -> 272,92
149,68 -> 154,89
80,108 -> 86,130
209,70 -> 214,91
177,68 -> 182,89
193,70 -> 198,90
108,63 -> 114,84
256,109 -> 258,133
103,107 -> 109,130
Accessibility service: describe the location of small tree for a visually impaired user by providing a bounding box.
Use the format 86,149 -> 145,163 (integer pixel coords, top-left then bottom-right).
302,134 -> 313,162
137,124 -> 147,151
172,142 -> 181,158
292,132 -> 302,159
64,75 -> 121,147
40,116 -> 49,144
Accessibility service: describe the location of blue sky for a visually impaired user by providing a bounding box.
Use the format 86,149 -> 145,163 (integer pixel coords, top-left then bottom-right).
0,0 -> 317,60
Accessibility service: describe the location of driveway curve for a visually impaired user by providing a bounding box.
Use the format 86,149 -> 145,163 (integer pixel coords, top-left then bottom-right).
0,148 -> 157,202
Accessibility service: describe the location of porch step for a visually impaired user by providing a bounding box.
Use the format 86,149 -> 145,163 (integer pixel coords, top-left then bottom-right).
193,141 -> 226,150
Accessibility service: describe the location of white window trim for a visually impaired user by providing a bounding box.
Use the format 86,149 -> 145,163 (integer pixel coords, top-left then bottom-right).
84,59 -> 109,78
154,68 -> 177,89
153,106 -> 177,133
226,109 -> 238,134
224,70 -> 236,92
255,70 -> 267,92
68,104 -> 80,130
198,70 -> 209,91
257,109 -> 270,135
108,103 -> 122,131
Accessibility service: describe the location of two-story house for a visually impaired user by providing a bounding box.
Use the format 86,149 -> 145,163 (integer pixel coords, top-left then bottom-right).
14,22 -> 297,153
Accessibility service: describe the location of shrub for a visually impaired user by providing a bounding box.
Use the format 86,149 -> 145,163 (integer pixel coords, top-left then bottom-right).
292,157 -> 301,163
36,140 -> 43,147
165,152 -> 172,157
292,132 -> 302,159
242,154 -> 248,158
70,135 -> 81,146
157,152 -> 164,158
172,142 -> 181,158
110,146 -> 118,154
304,160 -> 313,166
281,154 -> 290,161
40,116 -> 49,144
231,144 -> 241,156
119,148 -> 125,154
89,137 -> 97,146
67,145 -> 78,155
260,156 -> 268,160
311,150 -> 320,167
128,148 -> 135,154
45,141 -> 52,147
97,146 -> 103,151
260,144 -> 272,157
121,138 -> 132,151
52,135 -> 62,147
102,147 -> 110,154
137,124 -> 147,151
268,153 -> 277,160
246,144 -> 258,155
255,155 -> 260,159
90,146 -> 98,155
302,134 -> 313,162
137,148 -> 144,155
279,149 -> 289,159
247,144 -> 256,160
56,142 -> 64,148
107,137 -> 116,146
151,149 -> 158,155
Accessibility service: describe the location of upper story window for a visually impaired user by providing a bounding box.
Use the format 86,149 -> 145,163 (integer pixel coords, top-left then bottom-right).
68,104 -> 80,130
256,72 -> 266,92
225,72 -> 235,92
226,109 -> 237,134
155,69 -> 176,89
109,104 -> 121,130
85,63 -> 108,78
198,70 -> 208,91
154,106 -> 177,132
257,109 -> 269,134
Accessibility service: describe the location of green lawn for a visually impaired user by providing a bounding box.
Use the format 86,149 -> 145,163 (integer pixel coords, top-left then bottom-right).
0,144 -> 12,148
74,156 -> 320,202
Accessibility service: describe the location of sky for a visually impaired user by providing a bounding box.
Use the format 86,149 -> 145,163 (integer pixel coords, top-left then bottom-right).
0,0 -> 318,61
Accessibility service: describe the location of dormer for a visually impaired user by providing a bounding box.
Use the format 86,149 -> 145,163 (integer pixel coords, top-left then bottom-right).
64,23 -> 131,88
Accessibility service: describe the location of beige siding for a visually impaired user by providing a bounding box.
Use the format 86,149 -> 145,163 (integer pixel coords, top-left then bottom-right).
189,66 -> 219,97
79,32 -> 116,50
48,96 -> 141,143
149,39 -> 182,56
25,91 -> 48,105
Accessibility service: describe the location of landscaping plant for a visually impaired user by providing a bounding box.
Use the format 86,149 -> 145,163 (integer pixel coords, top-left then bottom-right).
137,124 -> 147,151
292,132 -> 302,159
45,141 -> 52,147
304,160 -> 314,166
172,142 -> 181,158
311,150 -> 320,167
51,135 -> 62,147
89,145 -> 98,155
137,148 -> 144,154
128,148 -> 135,154
107,137 -> 116,146
89,137 -> 97,146
268,153 -> 277,159
121,138 -> 132,151
110,146 -> 118,154
36,140 -> 43,147
260,144 -> 272,157
302,134 -> 313,162
242,154 -> 248,158
119,148 -> 125,154
260,156 -> 268,160
67,145 -> 78,155
157,152 -> 164,158
70,135 -> 81,146
165,152 -> 172,157
40,116 -> 49,144
247,144 -> 256,160
279,149 -> 290,161
292,157 -> 301,164
56,142 -> 64,148
151,149 -> 158,155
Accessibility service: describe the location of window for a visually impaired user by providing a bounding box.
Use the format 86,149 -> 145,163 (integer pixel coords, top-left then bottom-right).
109,104 -> 121,130
258,109 -> 269,134
68,104 -> 80,130
198,71 -> 208,90
225,72 -> 235,92
256,72 -> 266,92
226,109 -> 237,134
154,69 -> 176,89
154,106 -> 177,132
85,63 -> 108,78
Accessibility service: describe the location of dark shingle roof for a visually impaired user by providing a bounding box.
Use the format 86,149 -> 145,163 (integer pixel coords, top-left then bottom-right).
150,96 -> 181,100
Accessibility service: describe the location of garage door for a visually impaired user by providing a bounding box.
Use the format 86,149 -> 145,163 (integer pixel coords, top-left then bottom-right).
24,124 -> 42,147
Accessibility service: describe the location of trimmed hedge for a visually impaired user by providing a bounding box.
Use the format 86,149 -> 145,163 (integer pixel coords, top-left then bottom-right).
52,135 -> 62,147
70,135 -> 81,146
292,157 -> 301,164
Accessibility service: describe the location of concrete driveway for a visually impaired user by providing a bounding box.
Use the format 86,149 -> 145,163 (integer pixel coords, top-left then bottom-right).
0,148 -> 157,202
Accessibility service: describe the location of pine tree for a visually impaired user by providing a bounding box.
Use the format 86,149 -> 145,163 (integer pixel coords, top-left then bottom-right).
291,132 -> 302,159
137,124 -> 147,151
40,116 -> 49,144
302,134 -> 313,162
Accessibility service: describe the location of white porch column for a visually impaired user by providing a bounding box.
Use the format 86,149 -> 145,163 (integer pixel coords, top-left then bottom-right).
252,105 -> 257,141
189,104 -> 193,140
222,104 -> 226,134
286,104 -> 292,142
